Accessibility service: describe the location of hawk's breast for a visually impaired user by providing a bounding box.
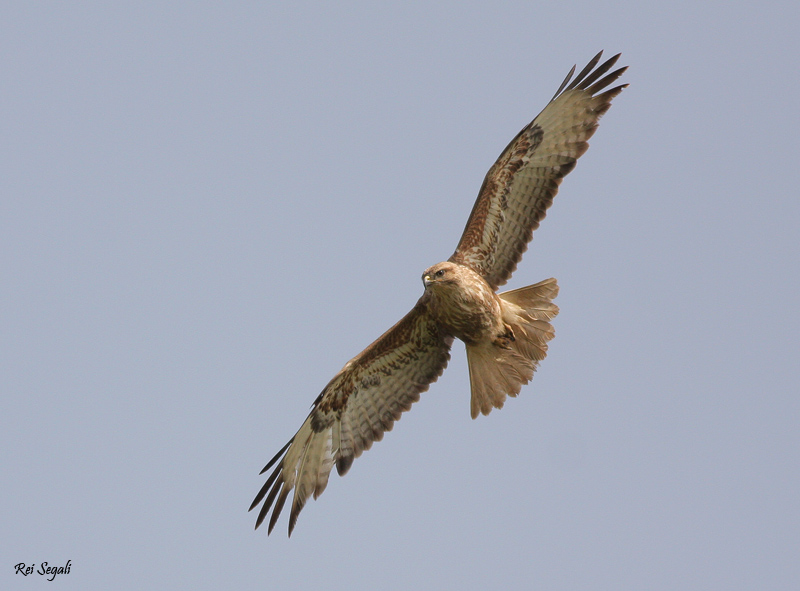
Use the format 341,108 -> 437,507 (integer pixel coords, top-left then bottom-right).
425,263 -> 502,345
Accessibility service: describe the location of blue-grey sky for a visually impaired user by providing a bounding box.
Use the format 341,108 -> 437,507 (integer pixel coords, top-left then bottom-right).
3,1 -> 799,589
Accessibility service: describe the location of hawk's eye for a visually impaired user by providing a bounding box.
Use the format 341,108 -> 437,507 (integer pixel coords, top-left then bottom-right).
435,269 -> 445,278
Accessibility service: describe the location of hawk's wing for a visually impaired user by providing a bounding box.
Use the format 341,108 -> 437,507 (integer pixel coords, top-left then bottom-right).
449,51 -> 628,289
250,299 -> 452,535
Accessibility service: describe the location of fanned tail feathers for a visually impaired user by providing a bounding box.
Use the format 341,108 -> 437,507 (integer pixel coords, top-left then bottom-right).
467,278 -> 559,419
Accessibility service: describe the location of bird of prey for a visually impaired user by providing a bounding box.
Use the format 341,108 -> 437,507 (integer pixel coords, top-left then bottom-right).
251,51 -> 627,535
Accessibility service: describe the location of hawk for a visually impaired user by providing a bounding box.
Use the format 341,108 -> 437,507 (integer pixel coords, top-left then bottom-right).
251,52 -> 627,535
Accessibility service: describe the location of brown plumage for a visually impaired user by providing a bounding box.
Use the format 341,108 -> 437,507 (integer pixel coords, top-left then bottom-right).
251,51 -> 627,535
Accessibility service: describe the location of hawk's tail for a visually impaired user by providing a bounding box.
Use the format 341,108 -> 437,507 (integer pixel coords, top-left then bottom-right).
466,278 -> 559,419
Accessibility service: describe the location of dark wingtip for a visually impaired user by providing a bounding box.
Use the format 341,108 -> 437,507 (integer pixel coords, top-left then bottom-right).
551,63 -> 578,101
565,50 -> 605,92
259,439 -> 293,474
554,52 -> 628,101
251,438 -> 293,530
254,503 -> 268,530
253,464 -> 285,531
586,65 -> 628,96
250,457 -> 285,512
267,486 -> 290,535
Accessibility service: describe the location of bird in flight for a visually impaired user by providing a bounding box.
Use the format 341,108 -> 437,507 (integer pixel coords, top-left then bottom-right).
251,51 -> 627,536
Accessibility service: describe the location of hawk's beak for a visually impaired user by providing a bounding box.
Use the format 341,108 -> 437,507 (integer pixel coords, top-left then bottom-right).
423,274 -> 431,288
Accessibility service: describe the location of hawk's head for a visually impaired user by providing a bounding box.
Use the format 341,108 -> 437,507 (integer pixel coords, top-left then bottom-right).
422,261 -> 460,290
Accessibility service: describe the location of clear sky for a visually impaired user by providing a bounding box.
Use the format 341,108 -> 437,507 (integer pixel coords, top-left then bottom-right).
3,1 -> 799,589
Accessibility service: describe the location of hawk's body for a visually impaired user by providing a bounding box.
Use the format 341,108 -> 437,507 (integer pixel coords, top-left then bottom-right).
423,262 -> 502,346
251,52 -> 628,535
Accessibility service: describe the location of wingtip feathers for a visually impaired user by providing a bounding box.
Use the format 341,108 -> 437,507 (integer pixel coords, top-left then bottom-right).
557,52 -> 627,102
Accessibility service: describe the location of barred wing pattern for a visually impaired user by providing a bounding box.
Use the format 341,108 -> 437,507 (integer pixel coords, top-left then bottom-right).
250,301 -> 453,535
450,51 -> 628,289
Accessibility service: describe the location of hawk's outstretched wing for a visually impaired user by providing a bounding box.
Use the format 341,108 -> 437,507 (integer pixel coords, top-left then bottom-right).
249,300 -> 452,535
449,51 -> 628,289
